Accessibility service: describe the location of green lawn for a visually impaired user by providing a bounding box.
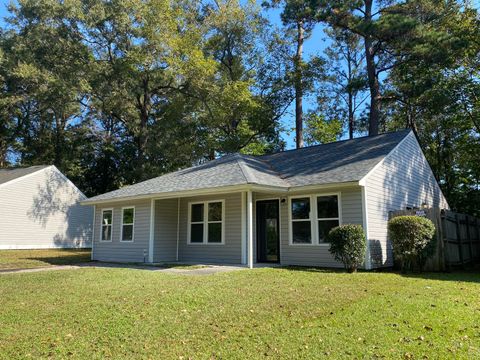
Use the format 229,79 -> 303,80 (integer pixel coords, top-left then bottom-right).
0,249 -> 91,270
0,268 -> 479,359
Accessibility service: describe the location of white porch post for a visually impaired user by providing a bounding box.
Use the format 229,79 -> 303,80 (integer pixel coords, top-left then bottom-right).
91,205 -> 96,261
247,190 -> 253,269
148,198 -> 155,263
241,192 -> 247,265
176,198 -> 180,261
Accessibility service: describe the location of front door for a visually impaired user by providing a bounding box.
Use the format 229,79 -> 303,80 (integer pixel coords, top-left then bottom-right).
256,200 -> 280,263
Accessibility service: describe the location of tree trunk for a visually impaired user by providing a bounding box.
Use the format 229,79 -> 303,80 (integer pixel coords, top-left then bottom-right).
295,20 -> 304,149
135,78 -> 151,180
348,92 -> 354,139
54,114 -> 65,168
346,45 -> 355,139
0,142 -> 7,167
364,0 -> 380,136
0,127 -> 7,167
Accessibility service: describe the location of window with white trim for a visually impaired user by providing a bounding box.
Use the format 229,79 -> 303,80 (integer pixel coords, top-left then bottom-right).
121,207 -> 135,242
190,203 -> 204,243
290,194 -> 341,244
188,201 -> 224,244
291,197 -> 312,244
316,195 -> 340,243
101,209 -> 113,241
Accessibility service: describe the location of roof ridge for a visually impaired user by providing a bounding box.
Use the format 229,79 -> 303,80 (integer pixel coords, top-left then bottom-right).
245,154 -> 292,184
0,164 -> 50,171
259,129 -> 412,158
233,154 -> 257,184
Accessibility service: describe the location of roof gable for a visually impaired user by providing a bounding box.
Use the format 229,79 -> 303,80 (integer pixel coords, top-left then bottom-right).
261,130 -> 410,186
0,165 -> 50,186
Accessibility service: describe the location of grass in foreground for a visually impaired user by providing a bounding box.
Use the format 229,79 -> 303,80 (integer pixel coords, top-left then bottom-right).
0,268 -> 479,359
0,249 -> 91,270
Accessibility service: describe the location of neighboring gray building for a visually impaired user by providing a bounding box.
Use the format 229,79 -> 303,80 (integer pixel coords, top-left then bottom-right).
82,130 -> 448,268
0,165 -> 93,249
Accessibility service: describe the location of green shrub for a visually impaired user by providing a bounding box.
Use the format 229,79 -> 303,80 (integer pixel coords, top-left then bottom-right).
327,224 -> 366,273
388,216 -> 436,272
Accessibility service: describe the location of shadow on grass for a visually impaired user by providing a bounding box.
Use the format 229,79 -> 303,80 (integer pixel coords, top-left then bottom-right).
281,265 -> 352,274
76,261 -> 211,271
282,265 -> 480,284
398,269 -> 480,284
157,263 -> 210,270
25,250 -> 91,266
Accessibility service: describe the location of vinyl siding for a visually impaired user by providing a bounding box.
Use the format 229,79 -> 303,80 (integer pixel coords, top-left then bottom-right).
365,132 -> 449,267
178,192 -> 242,264
93,199 -> 151,262
255,187 -> 363,268
153,198 -> 178,262
0,166 -> 92,249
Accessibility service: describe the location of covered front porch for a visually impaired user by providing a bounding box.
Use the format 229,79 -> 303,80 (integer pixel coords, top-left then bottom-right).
150,190 -> 277,269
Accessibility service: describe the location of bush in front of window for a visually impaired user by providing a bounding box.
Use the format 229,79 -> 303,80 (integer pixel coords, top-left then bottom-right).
388,216 -> 436,273
327,224 -> 366,273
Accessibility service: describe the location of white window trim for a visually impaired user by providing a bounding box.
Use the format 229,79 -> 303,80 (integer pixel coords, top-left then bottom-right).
120,206 -> 135,242
100,208 -> 113,242
289,195 -> 313,245
187,200 -> 225,245
288,193 -> 342,246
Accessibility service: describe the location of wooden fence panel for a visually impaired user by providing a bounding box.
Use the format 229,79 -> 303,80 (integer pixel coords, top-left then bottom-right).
389,208 -> 480,271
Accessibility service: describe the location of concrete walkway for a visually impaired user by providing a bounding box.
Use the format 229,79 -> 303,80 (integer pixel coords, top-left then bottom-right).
0,262 -> 247,276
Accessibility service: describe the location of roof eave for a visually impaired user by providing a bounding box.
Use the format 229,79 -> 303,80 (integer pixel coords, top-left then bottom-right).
288,181 -> 361,193
80,181 -> 365,206
80,183 -> 266,205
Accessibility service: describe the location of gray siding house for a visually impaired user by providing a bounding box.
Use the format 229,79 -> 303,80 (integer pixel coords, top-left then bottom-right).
0,165 -> 93,249
83,130 -> 448,268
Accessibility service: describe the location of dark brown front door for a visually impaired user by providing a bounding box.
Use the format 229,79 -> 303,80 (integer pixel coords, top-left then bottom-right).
256,200 -> 280,263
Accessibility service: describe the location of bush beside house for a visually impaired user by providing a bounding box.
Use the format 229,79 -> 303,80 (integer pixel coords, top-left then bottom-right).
327,224 -> 366,273
388,215 -> 436,272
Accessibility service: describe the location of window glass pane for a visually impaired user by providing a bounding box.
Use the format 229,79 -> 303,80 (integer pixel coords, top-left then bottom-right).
190,223 -> 204,243
292,221 -> 311,243
317,195 -> 339,218
318,220 -> 340,242
208,223 -> 222,243
102,225 -> 111,241
191,204 -> 204,222
123,208 -> 134,224
102,210 -> 112,225
208,202 -> 222,222
291,198 -> 310,219
122,224 -> 133,241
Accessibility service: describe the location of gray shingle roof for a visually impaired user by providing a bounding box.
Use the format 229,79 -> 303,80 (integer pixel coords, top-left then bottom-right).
85,130 -> 411,203
259,129 -> 411,186
0,165 -> 50,186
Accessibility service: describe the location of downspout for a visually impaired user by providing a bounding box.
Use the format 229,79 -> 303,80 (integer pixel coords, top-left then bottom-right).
361,186 -> 371,270
176,198 -> 180,261
247,190 -> 253,269
91,205 -> 96,261
148,199 -> 155,263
